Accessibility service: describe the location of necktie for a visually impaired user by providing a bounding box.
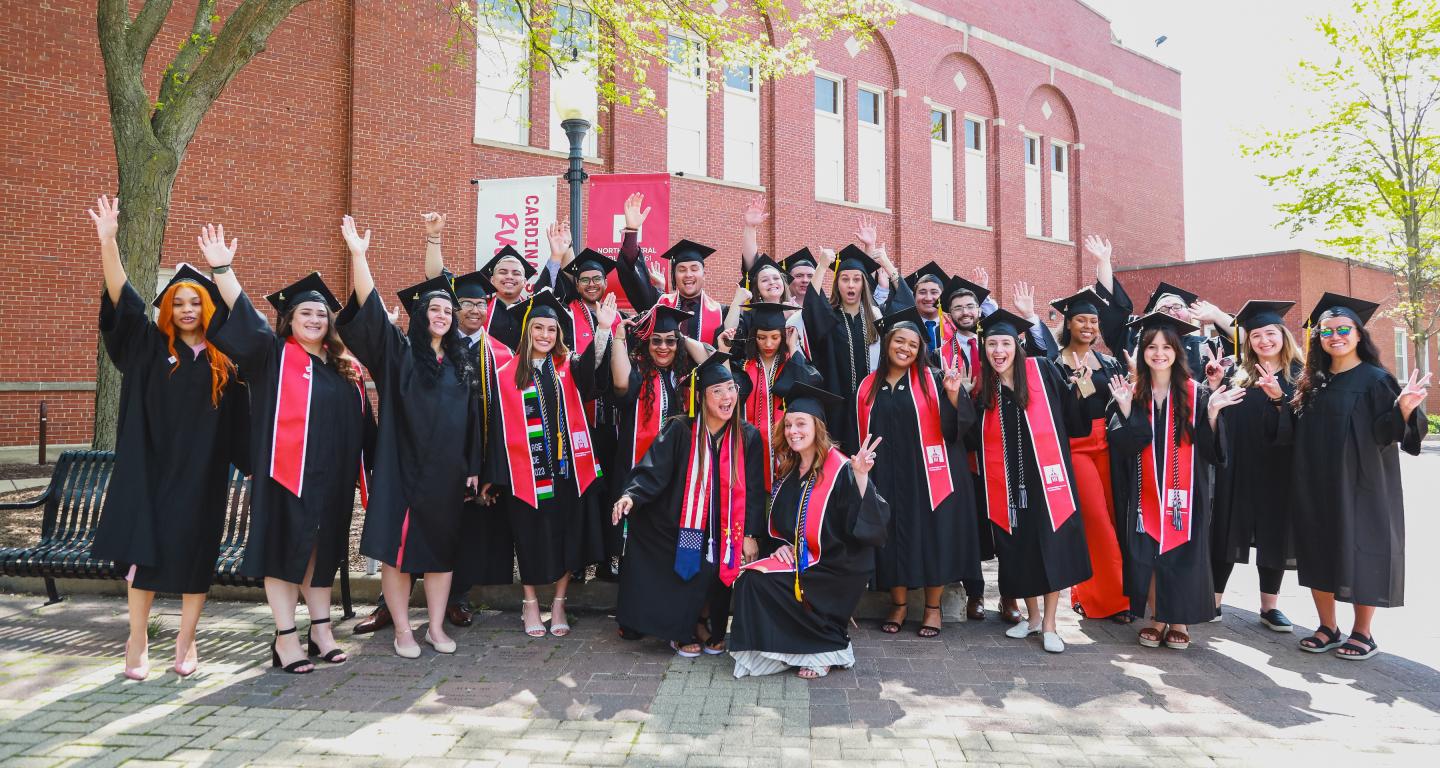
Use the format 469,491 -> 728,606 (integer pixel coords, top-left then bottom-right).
926,320 -> 938,348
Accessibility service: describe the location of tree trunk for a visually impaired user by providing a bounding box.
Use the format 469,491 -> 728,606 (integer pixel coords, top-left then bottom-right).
90,137 -> 179,450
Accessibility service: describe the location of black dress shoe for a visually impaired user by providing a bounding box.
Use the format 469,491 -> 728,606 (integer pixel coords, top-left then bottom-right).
966,596 -> 986,621
353,605 -> 393,635
446,604 -> 474,628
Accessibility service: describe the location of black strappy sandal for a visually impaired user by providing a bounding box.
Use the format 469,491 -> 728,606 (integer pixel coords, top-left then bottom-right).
918,604 -> 943,638
271,627 -> 314,674
1335,632 -> 1379,660
305,618 -> 347,664
880,601 -> 907,634
1299,625 -> 1343,653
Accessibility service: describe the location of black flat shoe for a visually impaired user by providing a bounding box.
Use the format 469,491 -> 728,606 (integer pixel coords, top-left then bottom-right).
305,618 -> 347,664
271,627 -> 314,674
1259,609 -> 1293,633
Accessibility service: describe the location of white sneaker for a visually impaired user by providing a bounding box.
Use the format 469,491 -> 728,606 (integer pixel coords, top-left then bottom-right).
1043,632 -> 1065,653
1005,622 -> 1041,639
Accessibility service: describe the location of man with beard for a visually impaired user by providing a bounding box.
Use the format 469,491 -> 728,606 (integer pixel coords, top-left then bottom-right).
616,193 -> 728,346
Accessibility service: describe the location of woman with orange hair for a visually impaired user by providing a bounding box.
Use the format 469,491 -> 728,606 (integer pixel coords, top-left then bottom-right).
86,195 -> 249,680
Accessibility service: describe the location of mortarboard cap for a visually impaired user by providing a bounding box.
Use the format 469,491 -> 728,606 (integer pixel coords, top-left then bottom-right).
874,306 -> 926,339
1233,300 -> 1294,332
1126,310 -> 1200,337
784,381 -> 843,421
1306,292 -> 1379,327
742,254 -> 790,289
1143,281 -> 1200,314
659,238 -> 717,266
561,249 -> 616,282
479,245 -> 538,281
508,288 -> 573,340
1050,288 -> 1106,320
782,247 -> 818,273
693,351 -> 736,390
942,275 -> 990,309
396,274 -> 458,317
744,302 -> 795,333
265,271 -> 341,314
452,270 -> 497,300
978,307 -> 1033,339
904,261 -> 951,293
833,244 -> 881,281
154,263 -> 223,309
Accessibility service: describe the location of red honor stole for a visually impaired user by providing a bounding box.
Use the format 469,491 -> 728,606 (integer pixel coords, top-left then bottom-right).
743,356 -> 786,490
855,366 -> 955,509
675,419 -> 749,585
658,292 -> 722,344
496,354 -> 600,509
631,372 -> 669,467
979,357 -> 1077,533
1139,379 -> 1198,554
567,298 -> 617,422
271,339 -> 371,505
743,448 -> 848,587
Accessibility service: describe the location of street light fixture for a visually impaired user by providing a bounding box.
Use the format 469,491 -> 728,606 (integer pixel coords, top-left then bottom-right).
555,86 -> 591,255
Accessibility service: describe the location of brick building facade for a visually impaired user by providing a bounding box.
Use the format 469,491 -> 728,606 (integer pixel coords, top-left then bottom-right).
0,0 -> 1185,447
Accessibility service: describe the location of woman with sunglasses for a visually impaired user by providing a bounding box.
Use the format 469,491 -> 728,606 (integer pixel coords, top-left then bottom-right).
1267,294 -> 1428,660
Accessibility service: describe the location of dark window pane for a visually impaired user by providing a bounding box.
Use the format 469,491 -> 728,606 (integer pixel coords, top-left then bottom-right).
815,76 -> 837,113
858,90 -> 880,124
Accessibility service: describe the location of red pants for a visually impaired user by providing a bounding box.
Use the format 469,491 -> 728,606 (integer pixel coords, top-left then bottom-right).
1068,419 -> 1129,619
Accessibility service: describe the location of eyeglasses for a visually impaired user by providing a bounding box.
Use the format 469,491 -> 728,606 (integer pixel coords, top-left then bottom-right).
649,337 -> 678,347
576,276 -> 606,286
1317,326 -> 1354,338
458,300 -> 485,310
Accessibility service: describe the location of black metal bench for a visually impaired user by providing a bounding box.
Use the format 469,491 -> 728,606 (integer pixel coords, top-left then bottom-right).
0,450 -> 353,617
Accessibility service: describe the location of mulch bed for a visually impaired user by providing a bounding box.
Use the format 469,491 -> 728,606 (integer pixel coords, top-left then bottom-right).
0,463 -> 55,482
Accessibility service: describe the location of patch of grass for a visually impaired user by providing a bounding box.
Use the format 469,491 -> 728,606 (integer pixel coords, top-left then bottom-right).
146,615 -> 164,640
1427,413 -> 1439,434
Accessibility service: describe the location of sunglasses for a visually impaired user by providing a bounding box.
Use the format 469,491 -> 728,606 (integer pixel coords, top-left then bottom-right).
649,337 -> 679,347
1317,326 -> 1354,339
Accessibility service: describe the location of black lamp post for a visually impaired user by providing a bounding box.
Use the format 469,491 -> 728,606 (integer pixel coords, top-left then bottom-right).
561,115 -> 590,251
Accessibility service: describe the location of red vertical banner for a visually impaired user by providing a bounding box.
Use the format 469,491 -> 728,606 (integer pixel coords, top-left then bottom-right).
586,173 -> 670,311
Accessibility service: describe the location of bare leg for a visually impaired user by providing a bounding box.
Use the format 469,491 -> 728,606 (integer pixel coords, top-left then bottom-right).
176,593 -> 207,673
1147,575 -> 1164,633
1023,596 -> 1041,630
521,584 -> 544,636
921,585 -> 944,631
1311,589 -> 1338,631
299,550 -> 343,660
886,586 -> 908,628
1041,591 -> 1060,633
125,586 -> 155,672
551,572 -> 572,633
381,564 -> 418,652
1350,604 -> 1376,637
422,571 -> 454,646
264,576 -> 311,671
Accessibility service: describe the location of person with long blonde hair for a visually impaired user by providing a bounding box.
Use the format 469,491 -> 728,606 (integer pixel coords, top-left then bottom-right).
86,196 -> 248,681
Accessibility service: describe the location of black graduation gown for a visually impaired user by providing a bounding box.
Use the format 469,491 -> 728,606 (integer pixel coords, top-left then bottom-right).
729,460 -> 891,654
615,231 -> 728,345
337,292 -> 482,574
1267,363 -> 1425,607
801,280 -> 915,454
611,363 -> 683,529
91,283 -> 249,594
482,351 -> 606,585
208,293 -> 373,587
1108,390 -> 1225,625
616,418 -> 766,641
1211,366 -> 1300,570
966,359 -> 1093,598
866,370 -> 982,590
455,331 -> 519,588
1095,277 -> 1233,377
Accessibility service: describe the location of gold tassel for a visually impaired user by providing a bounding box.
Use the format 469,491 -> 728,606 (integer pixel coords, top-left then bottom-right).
688,369 -> 697,417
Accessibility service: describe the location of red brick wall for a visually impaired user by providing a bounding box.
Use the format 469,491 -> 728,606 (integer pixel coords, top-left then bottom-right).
0,0 -> 1184,446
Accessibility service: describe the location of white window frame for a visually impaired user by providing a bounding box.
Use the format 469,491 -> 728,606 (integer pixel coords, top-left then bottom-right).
1422,335 -> 1432,374
856,85 -> 886,208
962,114 -> 987,226
1023,133 -> 1042,237
1049,139 -> 1070,242
1394,327 -> 1410,379
474,2 -> 530,146
722,62 -> 760,185
666,33 -> 708,176
813,71 -> 845,201
547,3 -> 599,157
929,106 -> 954,220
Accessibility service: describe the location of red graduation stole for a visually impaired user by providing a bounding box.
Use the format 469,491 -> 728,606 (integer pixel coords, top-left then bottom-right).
495,354 -> 600,509
743,447 -> 847,582
631,372 -> 669,467
743,355 -> 786,490
567,298 -> 617,422
676,419 -> 749,585
658,291 -> 722,344
271,338 -> 371,504
855,366 -> 955,509
1139,379 -> 1198,554
979,357 -> 1076,533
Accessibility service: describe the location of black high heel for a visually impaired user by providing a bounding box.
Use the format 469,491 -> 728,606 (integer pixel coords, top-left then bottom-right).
305,617 -> 347,664
271,627 -> 314,674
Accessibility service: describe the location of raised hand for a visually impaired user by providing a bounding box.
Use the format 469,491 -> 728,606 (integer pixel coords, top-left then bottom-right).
196,223 -> 238,268
623,192 -> 651,231
1013,281 -> 1037,318
972,266 -> 990,290
716,327 -> 737,353
874,246 -> 897,280
387,304 -> 401,326
1109,374 -> 1134,416
595,292 -> 618,329
850,434 -> 882,481
647,261 -> 667,291
86,195 -> 120,243
942,360 -> 965,398
1397,369 -> 1432,420
612,495 -> 634,525
1255,362 -> 1284,401
786,324 -> 800,350
421,212 -> 446,236
733,284 -> 753,305
341,215 -> 371,256
855,215 -> 877,251
1190,299 -> 1225,326
1082,234 -> 1112,263
742,196 -> 769,228
1206,384 -> 1245,422
545,220 -> 572,259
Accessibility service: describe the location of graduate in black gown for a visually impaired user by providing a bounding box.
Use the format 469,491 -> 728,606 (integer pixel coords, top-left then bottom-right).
968,308 -> 1094,654
614,192 -> 728,345
481,289 -> 608,638
205,251 -> 374,673
473,245 -> 535,351
1108,312 -> 1241,651
86,197 -> 249,681
729,383 -> 890,679
801,244 -> 915,454
1268,294 -> 1428,660
336,215 -> 482,659
726,255 -> 809,357
1210,301 -> 1304,632
859,307 -> 980,638
612,353 -> 767,655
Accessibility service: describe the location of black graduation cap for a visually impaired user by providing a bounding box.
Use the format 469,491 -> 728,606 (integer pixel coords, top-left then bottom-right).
1126,310 -> 1200,337
942,275 -> 991,309
508,287 -> 573,339
153,263 -> 223,309
692,350 -> 736,390
832,244 -> 881,281
1142,281 -> 1199,314
742,254 -> 791,289
784,381 -> 843,421
745,302 -> 795,333
659,238 -> 717,267
874,306 -> 926,338
479,245 -> 538,280
452,270 -> 496,300
1306,292 -> 1379,327
782,247 -> 818,273
648,304 -> 692,335
1050,288 -> 1106,320
265,272 -> 341,314
396,274 -> 458,317
904,261 -> 951,293
562,249 -> 616,281
1233,300 -> 1294,331
978,307 -> 1032,339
